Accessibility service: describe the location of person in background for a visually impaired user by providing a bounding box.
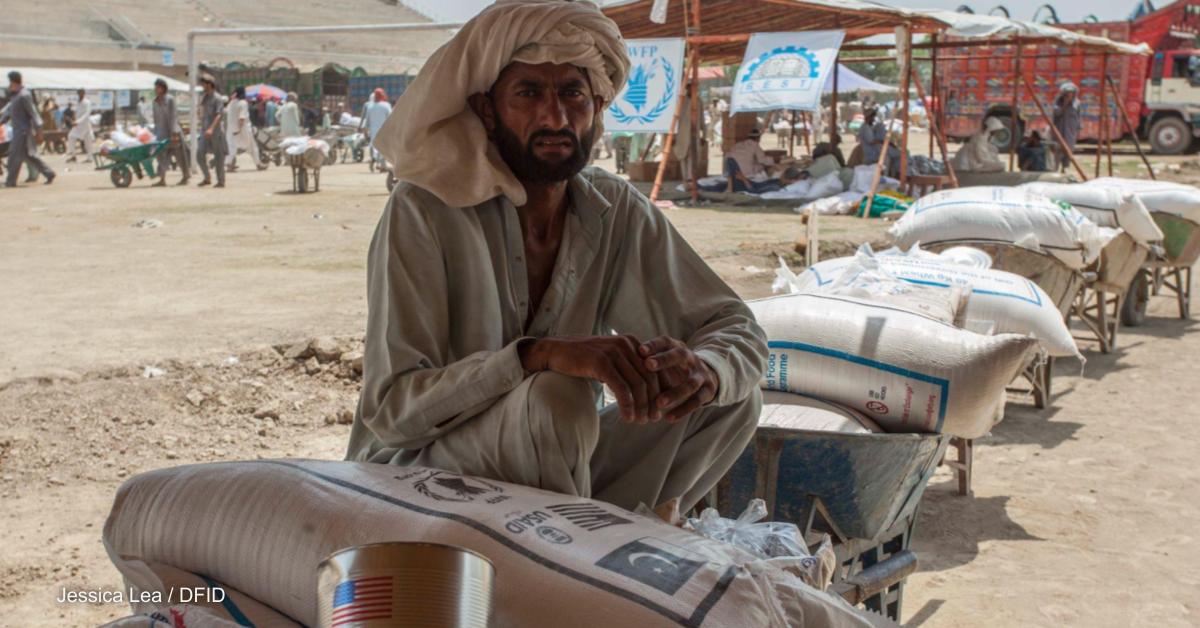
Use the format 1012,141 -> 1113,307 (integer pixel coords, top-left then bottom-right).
951,116 -> 1005,173
137,96 -> 153,126
225,86 -> 264,171
266,96 -> 279,127
1052,82 -> 1081,173
151,78 -> 189,187
66,88 -> 95,163
250,96 -> 265,129
320,106 -> 332,131
1018,130 -> 1049,172
277,92 -> 302,139
358,87 -> 392,167
857,107 -> 900,177
196,73 -> 227,188
2,71 -> 55,188
728,127 -> 774,180
812,135 -> 845,167
61,102 -> 76,135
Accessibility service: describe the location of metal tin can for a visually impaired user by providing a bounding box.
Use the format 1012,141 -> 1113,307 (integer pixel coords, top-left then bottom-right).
317,542 -> 494,628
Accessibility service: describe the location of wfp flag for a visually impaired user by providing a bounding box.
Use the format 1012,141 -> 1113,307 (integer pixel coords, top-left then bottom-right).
731,31 -> 846,113
604,38 -> 686,133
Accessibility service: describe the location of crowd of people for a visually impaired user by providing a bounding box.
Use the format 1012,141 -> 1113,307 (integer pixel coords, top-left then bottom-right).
1,70 -> 403,189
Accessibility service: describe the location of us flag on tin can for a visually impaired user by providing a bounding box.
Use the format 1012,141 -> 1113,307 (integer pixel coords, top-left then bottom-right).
330,576 -> 393,626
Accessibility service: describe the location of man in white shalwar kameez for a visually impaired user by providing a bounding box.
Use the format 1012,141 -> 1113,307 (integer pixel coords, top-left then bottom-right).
347,0 -> 767,513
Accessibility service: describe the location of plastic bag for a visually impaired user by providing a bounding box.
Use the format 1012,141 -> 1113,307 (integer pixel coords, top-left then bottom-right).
686,499 -> 837,590
687,498 -> 808,559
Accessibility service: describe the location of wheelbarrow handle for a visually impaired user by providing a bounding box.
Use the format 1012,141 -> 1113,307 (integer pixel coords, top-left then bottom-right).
831,550 -> 918,605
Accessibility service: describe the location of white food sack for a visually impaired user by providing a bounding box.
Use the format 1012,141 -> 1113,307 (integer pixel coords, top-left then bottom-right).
750,293 -> 1037,438
820,249 -> 969,326
104,460 -> 885,628
775,248 -> 1079,358
1082,176 -> 1200,222
760,390 -> 882,433
888,186 -> 1105,269
1019,182 -> 1164,244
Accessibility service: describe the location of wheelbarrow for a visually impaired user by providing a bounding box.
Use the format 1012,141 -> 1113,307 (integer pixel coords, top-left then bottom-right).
1126,211 -> 1200,323
288,147 -> 324,193
712,425 -> 949,621
94,140 -> 170,187
1072,231 -> 1150,353
922,240 -> 1087,497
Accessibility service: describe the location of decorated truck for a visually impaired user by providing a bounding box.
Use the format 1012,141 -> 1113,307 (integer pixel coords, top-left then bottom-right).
942,0 -> 1200,154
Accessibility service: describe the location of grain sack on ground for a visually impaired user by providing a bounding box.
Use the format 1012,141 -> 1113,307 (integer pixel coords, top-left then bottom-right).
887,186 -> 1106,269
749,293 -> 1037,439
775,247 -> 1081,358
104,460 -> 889,628
1018,182 -> 1164,245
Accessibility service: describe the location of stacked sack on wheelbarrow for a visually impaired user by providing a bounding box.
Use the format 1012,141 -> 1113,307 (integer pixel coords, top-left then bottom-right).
280,136 -> 330,193
718,185 -> 1153,618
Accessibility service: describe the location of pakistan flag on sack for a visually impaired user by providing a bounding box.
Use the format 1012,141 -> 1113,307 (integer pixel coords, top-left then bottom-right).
604,38 -> 686,133
732,30 -> 845,113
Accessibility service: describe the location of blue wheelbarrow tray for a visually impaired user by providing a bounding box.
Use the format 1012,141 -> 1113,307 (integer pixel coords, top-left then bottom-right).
716,426 -> 949,543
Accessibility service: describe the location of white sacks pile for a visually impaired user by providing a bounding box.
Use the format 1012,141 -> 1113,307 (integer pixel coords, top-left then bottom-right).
748,293 -> 1037,439
104,460 -> 888,628
1018,182 -> 1164,245
776,246 -> 1080,358
1083,176 -> 1200,223
888,186 -> 1107,269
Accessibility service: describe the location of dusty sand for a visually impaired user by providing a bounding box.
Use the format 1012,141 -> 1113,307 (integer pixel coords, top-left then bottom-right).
1,149 -> 1198,627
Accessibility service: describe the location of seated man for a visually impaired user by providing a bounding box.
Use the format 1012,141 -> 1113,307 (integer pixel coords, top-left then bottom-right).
1018,131 -> 1049,172
350,0 -> 767,514
812,137 -> 846,168
711,155 -> 784,194
952,116 -> 1006,173
728,126 -> 774,180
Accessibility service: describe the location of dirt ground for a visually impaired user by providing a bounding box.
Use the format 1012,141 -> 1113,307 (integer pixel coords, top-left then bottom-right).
1,146 -> 1198,627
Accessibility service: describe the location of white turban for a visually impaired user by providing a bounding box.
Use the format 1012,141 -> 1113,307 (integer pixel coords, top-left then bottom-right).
374,0 -> 630,208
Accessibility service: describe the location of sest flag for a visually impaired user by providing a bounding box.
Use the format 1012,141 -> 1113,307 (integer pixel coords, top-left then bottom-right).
731,30 -> 846,113
604,38 -> 687,133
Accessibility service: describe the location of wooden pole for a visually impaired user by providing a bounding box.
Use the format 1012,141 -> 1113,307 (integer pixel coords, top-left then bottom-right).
830,53 -> 840,144
650,0 -> 695,204
638,133 -> 658,162
789,110 -> 797,157
1103,55 -> 1114,177
1107,74 -> 1155,180
687,0 -> 702,203
929,34 -> 937,158
899,25 -> 912,188
862,105 -> 900,218
910,64 -> 958,188
802,111 -> 812,154
1009,39 -> 1022,171
1022,74 -> 1088,181
1095,53 -> 1108,179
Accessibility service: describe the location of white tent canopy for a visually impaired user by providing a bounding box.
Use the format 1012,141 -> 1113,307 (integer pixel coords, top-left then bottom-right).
4,67 -> 195,92
824,64 -> 897,94
920,10 -> 1153,56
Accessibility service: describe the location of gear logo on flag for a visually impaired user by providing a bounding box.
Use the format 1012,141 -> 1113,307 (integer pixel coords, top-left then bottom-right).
741,46 -> 821,92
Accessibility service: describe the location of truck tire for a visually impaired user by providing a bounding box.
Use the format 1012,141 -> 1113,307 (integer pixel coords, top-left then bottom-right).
1149,116 -> 1191,155
986,115 -> 1021,153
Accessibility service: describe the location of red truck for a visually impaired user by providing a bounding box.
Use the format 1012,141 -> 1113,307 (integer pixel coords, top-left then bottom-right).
942,0 -> 1200,155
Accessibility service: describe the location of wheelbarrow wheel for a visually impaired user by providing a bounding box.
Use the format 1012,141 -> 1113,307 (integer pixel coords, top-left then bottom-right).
273,153 -> 282,166
111,167 -> 133,188
52,139 -> 66,154
353,148 -> 364,163
386,171 -> 397,192
1121,270 -> 1149,327
297,168 -> 309,193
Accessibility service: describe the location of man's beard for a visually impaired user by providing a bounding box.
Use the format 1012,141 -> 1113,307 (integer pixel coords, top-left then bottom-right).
492,116 -> 595,185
